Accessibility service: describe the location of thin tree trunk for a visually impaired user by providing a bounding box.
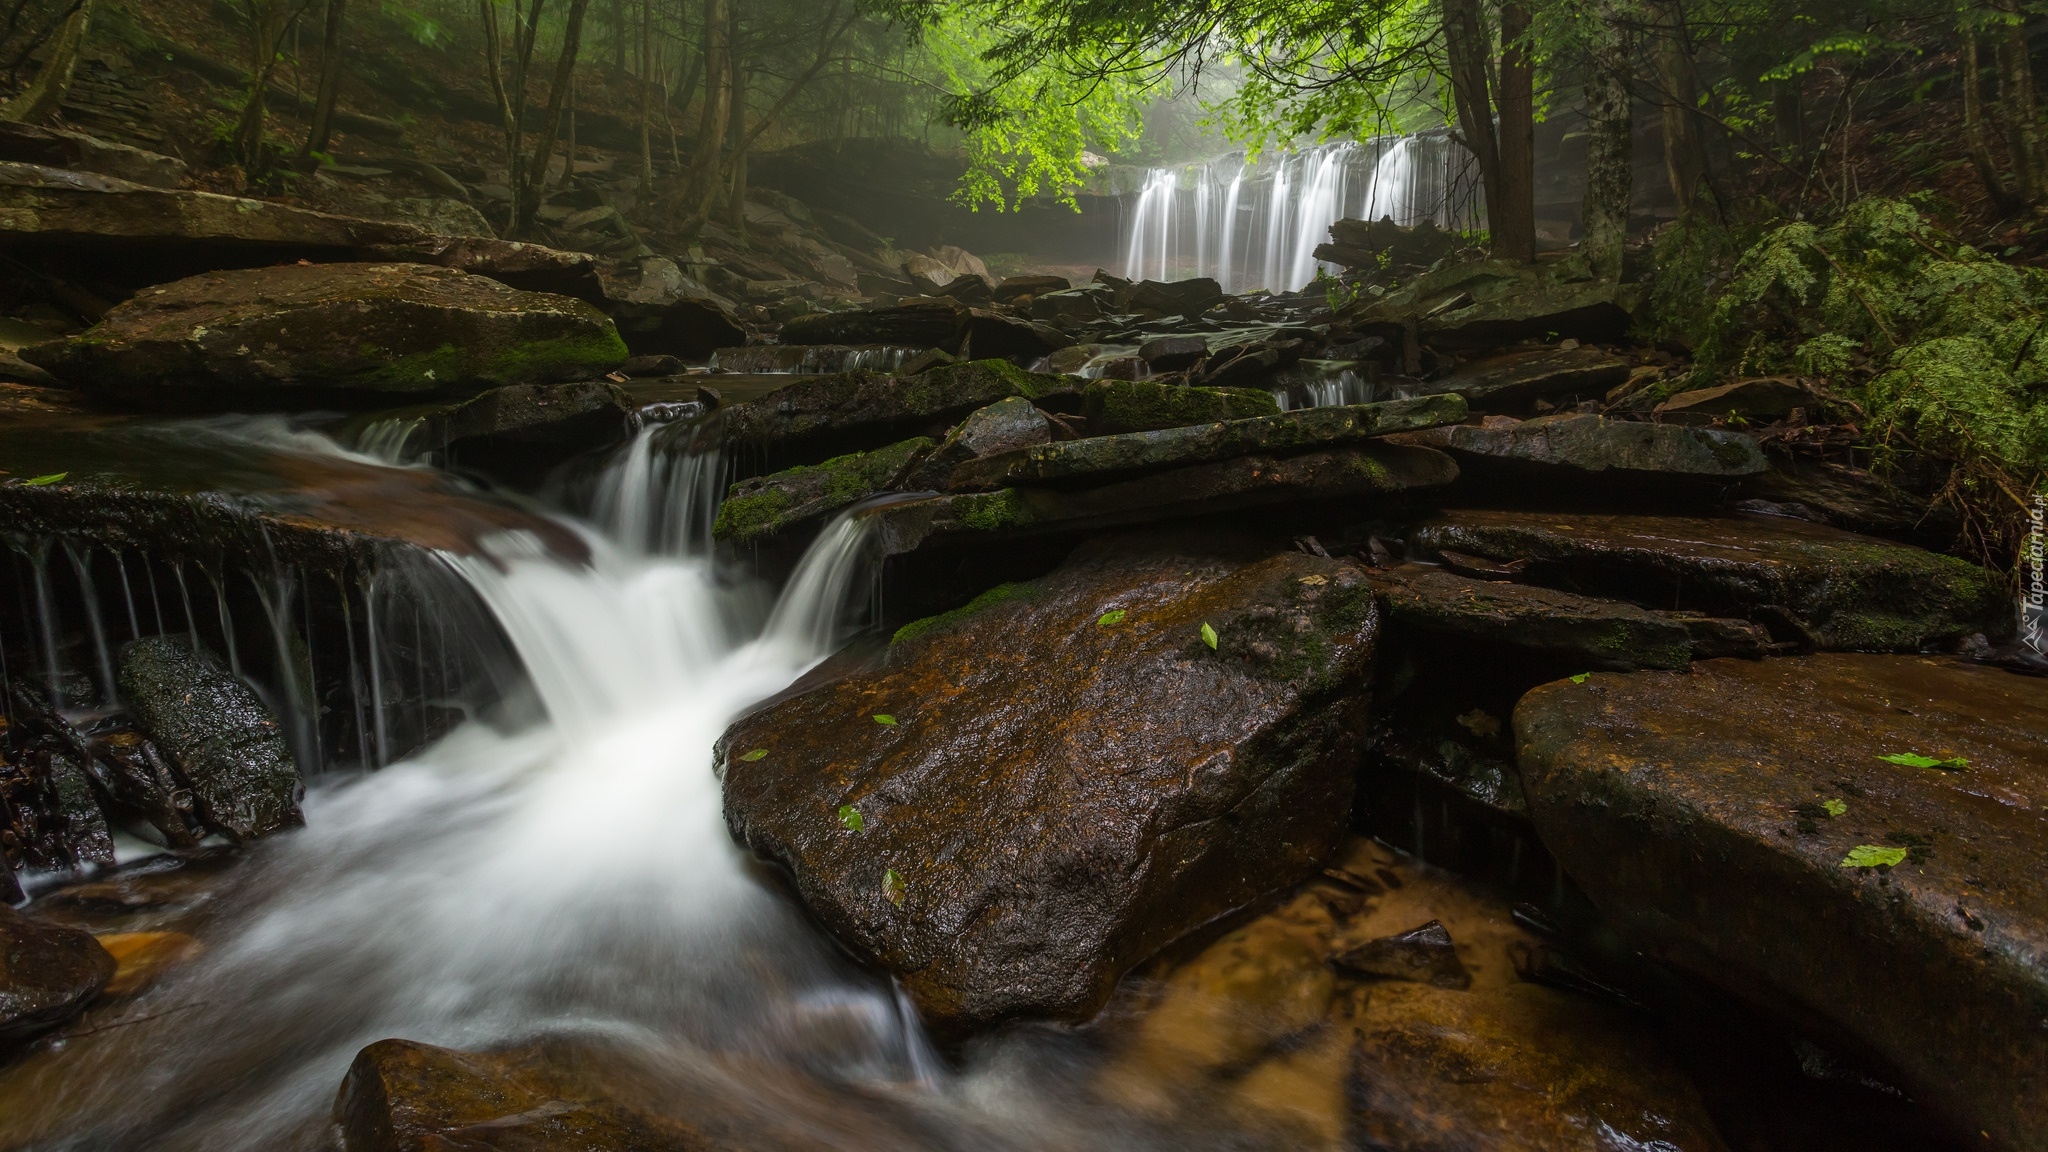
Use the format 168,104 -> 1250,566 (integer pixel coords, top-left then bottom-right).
1652,0 -> 1714,218
1493,0 -> 1537,262
1996,7 -> 2042,203
723,52 -> 746,234
0,0 -> 91,123
638,0 -> 654,195
1964,32 -> 2022,211
513,0 -> 590,236
1580,8 -> 1633,280
680,0 -> 730,217
1441,0 -> 1502,235
563,70 -> 576,187
299,0 -> 348,158
234,1 -> 311,171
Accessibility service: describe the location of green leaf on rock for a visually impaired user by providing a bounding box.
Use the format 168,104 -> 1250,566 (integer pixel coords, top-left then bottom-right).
1097,609 -> 1126,627
1822,798 -> 1848,817
739,748 -> 769,762
1569,673 -> 1590,685
837,805 -> 865,832
1200,622 -> 1218,649
21,472 -> 67,486
882,868 -> 905,907
1840,845 -> 1909,869
873,714 -> 897,726
1878,752 -> 1969,770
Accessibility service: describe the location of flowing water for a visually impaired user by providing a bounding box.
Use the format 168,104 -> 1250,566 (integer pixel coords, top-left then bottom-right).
1119,133 -> 1483,293
0,420 -> 1266,1151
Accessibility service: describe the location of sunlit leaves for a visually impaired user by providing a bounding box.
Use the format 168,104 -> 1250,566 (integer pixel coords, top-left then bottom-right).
838,805 -> 866,832
1840,845 -> 1908,869
1821,798 -> 1848,817
1878,752 -> 1969,770
874,714 -> 898,726
21,472 -> 67,486
739,748 -> 770,762
1200,622 -> 1218,649
1097,609 -> 1127,626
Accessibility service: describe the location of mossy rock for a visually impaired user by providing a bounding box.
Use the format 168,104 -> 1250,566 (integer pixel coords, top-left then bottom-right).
713,437 -> 933,543
1081,378 -> 1280,434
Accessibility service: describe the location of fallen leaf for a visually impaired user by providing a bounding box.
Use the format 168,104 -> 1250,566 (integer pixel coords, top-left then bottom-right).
882,868 -> 905,907
838,805 -> 865,832
873,714 -> 897,726
1569,673 -> 1590,685
1878,752 -> 1969,770
1822,798 -> 1848,817
1298,574 -> 1328,586
22,472 -> 67,486
739,748 -> 769,762
1097,609 -> 1126,627
1455,708 -> 1500,738
1840,845 -> 1908,869
1201,622 -> 1218,649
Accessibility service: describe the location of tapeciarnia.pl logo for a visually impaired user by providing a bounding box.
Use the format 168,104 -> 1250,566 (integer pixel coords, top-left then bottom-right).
2027,492 -> 2046,656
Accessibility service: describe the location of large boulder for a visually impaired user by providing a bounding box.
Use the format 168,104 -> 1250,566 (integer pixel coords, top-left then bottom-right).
347,381 -> 634,478
1514,655 -> 2048,1149
116,638 -> 303,843
781,298 -> 969,351
1408,510 -> 2003,651
720,534 -> 1380,1029
24,263 -> 628,410
1395,412 -> 1767,477
0,904 -> 114,1042
595,257 -> 746,360
711,360 -> 1079,464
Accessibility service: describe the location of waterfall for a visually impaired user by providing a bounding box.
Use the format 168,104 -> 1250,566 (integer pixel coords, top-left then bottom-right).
1118,132 -> 1484,293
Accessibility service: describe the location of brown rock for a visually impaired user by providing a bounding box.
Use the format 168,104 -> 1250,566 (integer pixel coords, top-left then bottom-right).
1331,919 -> 1472,988
1654,376 -> 1821,425
1412,346 -> 1631,412
720,534 -> 1380,1029
1515,655 -> 2048,1149
0,903 -> 114,1041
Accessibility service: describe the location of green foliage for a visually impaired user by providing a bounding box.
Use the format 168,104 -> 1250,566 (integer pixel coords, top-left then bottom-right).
1200,621 -> 1218,649
1822,798 -> 1848,817
1840,844 -> 1908,869
19,472 -> 67,486
739,748 -> 770,762
873,713 -> 898,725
1096,608 -> 1127,626
882,867 -> 906,906
1878,751 -> 1969,770
838,804 -> 866,831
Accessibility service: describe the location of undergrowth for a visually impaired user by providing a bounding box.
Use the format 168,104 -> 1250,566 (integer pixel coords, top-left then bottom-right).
1672,197 -> 2048,564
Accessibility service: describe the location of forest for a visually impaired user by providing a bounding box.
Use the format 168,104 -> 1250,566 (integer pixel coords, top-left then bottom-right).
0,1 -> 2042,1151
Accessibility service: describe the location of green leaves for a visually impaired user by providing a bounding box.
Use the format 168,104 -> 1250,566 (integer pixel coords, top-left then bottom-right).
1568,673 -> 1591,685
1878,752 -> 1969,770
1096,609 -> 1127,627
1200,622 -> 1218,649
1821,798 -> 1848,818
873,714 -> 897,726
838,805 -> 865,832
1840,845 -> 1909,869
20,472 -> 67,486
882,868 -> 906,907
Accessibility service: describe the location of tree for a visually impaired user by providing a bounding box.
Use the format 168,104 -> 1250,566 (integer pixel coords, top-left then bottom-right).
300,0 -> 350,159
480,0 -> 594,237
0,0 -> 91,124
232,0 -> 318,171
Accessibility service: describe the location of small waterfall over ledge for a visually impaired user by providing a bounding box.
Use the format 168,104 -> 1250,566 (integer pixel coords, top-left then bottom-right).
1118,132 -> 1483,294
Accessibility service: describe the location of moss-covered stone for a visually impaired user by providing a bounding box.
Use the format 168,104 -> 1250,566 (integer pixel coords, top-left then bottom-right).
889,581 -> 1036,647
1081,378 -> 1279,434
713,437 -> 933,543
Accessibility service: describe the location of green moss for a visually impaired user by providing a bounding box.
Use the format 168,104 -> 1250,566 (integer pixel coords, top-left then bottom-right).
891,581 -> 1036,646
713,437 -> 932,541
348,326 -> 629,392
952,488 -> 1029,532
712,486 -> 795,542
1083,379 -> 1280,434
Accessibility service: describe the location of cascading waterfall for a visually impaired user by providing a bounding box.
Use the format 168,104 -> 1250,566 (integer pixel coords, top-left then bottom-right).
0,421 -> 1229,1151
1119,132 -> 1483,293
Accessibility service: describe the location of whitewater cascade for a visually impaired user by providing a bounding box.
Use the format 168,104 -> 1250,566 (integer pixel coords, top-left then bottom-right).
1118,133 -> 1483,294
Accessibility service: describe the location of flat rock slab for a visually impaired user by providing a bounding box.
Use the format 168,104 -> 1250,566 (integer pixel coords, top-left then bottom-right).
1412,347 -> 1631,411
1655,376 -> 1821,425
1409,510 -> 2003,651
710,360 -> 1079,465
781,298 -> 968,351
950,395 -> 1468,492
873,443 -> 1459,556
713,437 -> 931,543
1370,564 -> 1767,670
1515,655 -> 2048,1149
25,263 -> 627,409
1395,412 -> 1767,475
720,535 -> 1379,1029
0,904 -> 113,1041
118,638 -> 302,843
0,124 -> 187,188
1078,378 -> 1280,434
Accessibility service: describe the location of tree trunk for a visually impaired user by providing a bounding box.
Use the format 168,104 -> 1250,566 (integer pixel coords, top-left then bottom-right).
1651,0 -> 1713,218
513,0 -> 591,236
1964,32 -> 2023,211
299,0 -> 348,158
680,0 -> 730,219
0,0 -> 93,124
724,53 -> 747,234
1580,9 -> 1633,280
637,0 -> 654,195
1493,0 -> 1537,262
234,1 -> 309,171
1995,8 -> 2043,203
1440,0 -> 1501,235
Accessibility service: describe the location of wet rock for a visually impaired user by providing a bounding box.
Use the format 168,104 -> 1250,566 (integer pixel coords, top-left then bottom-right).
874,444 -> 1460,555
0,123 -> 188,188
595,257 -> 746,360
82,725 -> 204,848
1098,839 -> 1727,1151
962,308 -> 1072,361
0,163 -> 601,299
0,742 -> 114,895
721,535 -> 1380,1028
713,437 -> 932,543
1080,378 -> 1281,435
1394,412 -> 1767,477
993,274 -> 1071,304
0,903 -> 114,1042
1654,376 -> 1821,425
368,381 -> 635,479
1737,459 -> 1945,538
1412,347 -> 1631,412
95,931 -> 202,997
117,638 -> 303,843
952,395 -> 1467,493
0,352 -> 63,389
1139,335 -> 1209,371
1127,277 -> 1224,317
1030,287 -> 1113,322
1316,217 -> 1460,271
714,359 -> 1079,464
336,1038 -> 711,1152
891,397 -> 1052,491
24,263 -> 628,410
1331,919 -> 1472,988
711,344 -> 925,375
1514,655 -> 2048,1149
381,197 -> 495,240
1352,261 -> 1634,349
781,297 -> 968,351
1369,563 -> 1765,670
1409,510 -> 2003,652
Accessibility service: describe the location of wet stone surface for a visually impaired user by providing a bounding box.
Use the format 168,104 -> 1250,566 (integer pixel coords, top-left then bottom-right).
1515,655 -> 2048,1148
0,903 -> 114,1043
720,533 -> 1379,1030
118,637 -> 303,843
1394,412 -> 1768,476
